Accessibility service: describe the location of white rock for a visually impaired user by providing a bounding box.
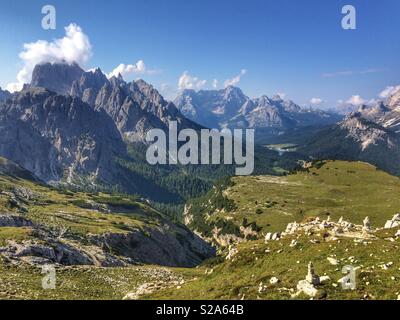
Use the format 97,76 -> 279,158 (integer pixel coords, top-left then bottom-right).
296,280 -> 319,298
271,233 -> 281,241
265,233 -> 272,242
319,276 -> 331,284
270,277 -> 280,285
384,214 -> 400,229
290,239 -> 298,247
327,257 -> 339,265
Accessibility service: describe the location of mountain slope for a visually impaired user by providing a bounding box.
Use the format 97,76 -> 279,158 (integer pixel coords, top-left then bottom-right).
149,225 -> 400,300
1,159 -> 400,300
0,87 -> 126,185
301,113 -> 400,176
0,157 -> 215,267
184,160 -> 400,246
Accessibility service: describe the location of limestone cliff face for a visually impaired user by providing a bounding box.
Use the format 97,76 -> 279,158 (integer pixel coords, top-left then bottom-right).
0,87 -> 126,185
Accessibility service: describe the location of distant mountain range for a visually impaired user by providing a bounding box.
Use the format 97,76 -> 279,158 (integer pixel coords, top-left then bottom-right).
301,88 -> 400,175
174,87 -> 342,137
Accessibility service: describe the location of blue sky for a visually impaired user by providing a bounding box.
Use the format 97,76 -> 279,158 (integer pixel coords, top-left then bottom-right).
0,0 -> 399,108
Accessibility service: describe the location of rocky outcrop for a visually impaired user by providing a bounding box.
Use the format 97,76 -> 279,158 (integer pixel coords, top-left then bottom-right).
384,213 -> 400,229
0,239 -> 127,267
0,216 -> 215,268
90,225 -> 216,268
0,214 -> 33,227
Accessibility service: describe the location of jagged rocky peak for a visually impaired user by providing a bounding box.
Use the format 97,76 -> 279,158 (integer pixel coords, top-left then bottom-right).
25,62 -> 199,143
70,67 -> 110,107
223,85 -> 247,101
109,73 -> 126,88
74,68 -> 108,92
134,79 -> 167,108
0,87 -> 11,102
30,62 -> 84,95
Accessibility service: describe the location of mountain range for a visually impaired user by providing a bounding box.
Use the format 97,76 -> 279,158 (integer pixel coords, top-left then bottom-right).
174,87 -> 342,136
31,62 -> 202,142
0,62 -> 209,195
301,89 -> 400,175
1,61 -> 399,196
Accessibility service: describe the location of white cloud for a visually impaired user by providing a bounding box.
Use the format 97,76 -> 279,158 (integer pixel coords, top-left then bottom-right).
346,95 -> 365,106
322,68 -> 385,78
276,92 -> 287,99
212,79 -> 219,89
107,60 -> 160,79
7,23 -> 92,92
224,69 -> 247,88
379,85 -> 400,99
178,71 -> 207,90
310,97 -> 323,105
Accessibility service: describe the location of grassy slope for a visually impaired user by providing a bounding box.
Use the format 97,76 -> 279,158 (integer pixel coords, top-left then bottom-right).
2,227 -> 399,300
0,172 -> 165,238
0,261 -> 192,300
148,228 -> 400,300
1,160 -> 400,300
210,160 -> 400,233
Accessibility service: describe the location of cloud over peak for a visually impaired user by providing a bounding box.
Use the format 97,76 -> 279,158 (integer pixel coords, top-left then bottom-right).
7,23 -> 92,92
178,71 -> 207,90
224,69 -> 247,88
310,97 -> 323,105
107,60 -> 160,79
346,95 -> 365,106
